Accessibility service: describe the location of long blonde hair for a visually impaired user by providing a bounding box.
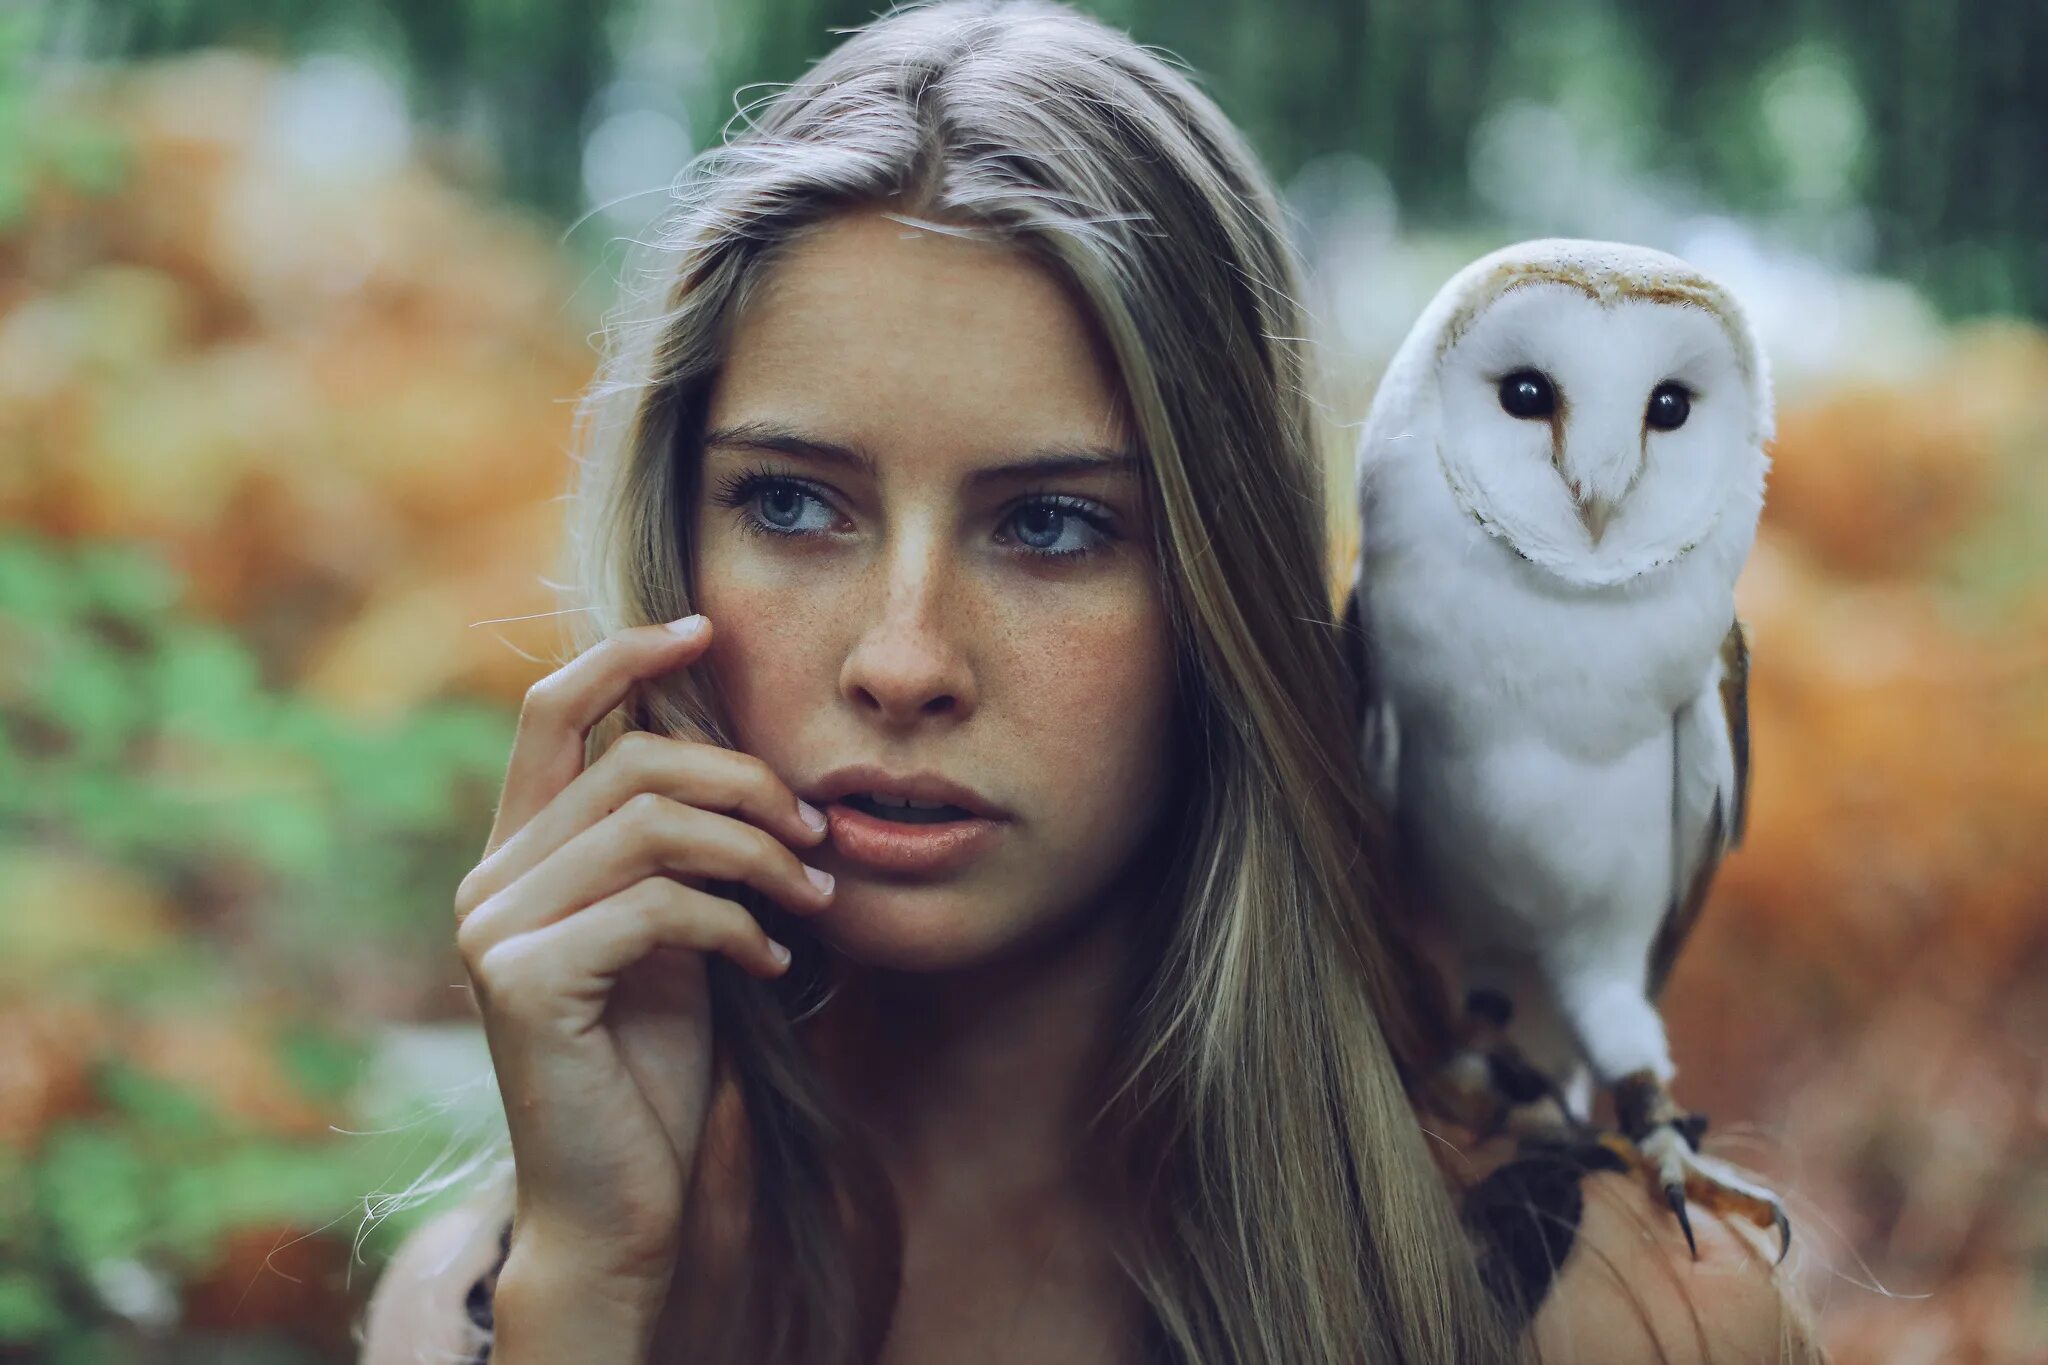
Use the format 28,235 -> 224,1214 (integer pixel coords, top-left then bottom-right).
482,1 -> 1517,1359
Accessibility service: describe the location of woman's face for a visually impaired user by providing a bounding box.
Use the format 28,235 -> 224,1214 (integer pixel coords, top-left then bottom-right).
690,208 -> 1179,974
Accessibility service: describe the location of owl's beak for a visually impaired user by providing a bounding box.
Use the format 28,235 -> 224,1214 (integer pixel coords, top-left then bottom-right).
1575,493 -> 1618,545
1555,442 -> 1634,546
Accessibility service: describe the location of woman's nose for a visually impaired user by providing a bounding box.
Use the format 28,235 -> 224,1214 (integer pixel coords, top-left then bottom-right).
836,535 -> 978,724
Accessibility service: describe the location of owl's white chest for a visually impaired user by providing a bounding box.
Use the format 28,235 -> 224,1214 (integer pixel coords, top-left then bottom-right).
1357,446 -> 1748,954
1362,445 -> 1741,754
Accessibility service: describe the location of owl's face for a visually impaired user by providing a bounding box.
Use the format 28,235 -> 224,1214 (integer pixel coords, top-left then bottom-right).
1431,275 -> 1767,586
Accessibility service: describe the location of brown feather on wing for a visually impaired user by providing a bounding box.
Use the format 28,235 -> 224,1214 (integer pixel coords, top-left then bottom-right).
1339,578 -> 1398,797
1721,615 -> 1751,846
1339,579 -> 1374,738
1646,619 -> 1751,1000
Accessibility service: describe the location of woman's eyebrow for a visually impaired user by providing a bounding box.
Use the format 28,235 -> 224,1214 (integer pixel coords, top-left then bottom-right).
701,420 -> 1140,486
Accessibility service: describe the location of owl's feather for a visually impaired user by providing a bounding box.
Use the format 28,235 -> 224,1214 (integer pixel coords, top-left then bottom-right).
1646,619 -> 1750,1000
1338,578 -> 1399,816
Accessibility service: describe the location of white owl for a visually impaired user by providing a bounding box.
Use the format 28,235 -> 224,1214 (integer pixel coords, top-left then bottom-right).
1343,238 -> 1787,1257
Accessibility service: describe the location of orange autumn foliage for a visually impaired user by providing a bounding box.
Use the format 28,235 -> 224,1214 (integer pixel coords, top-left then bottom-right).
2,51 -> 593,719
1763,325 -> 2048,580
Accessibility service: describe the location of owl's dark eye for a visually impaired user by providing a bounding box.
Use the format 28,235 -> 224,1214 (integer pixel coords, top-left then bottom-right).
1646,382 -> 1691,431
1497,370 -> 1556,420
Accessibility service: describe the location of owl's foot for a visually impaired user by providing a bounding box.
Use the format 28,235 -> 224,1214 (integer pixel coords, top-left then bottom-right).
1609,1072 -> 1790,1264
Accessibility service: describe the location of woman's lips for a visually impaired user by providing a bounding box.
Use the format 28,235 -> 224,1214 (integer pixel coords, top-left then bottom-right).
822,800 -> 1006,876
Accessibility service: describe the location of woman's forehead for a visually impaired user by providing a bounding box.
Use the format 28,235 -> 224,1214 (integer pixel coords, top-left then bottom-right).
707,210 -> 1132,476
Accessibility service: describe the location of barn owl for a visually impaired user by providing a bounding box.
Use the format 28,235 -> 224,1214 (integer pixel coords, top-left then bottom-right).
1342,238 -> 1788,1258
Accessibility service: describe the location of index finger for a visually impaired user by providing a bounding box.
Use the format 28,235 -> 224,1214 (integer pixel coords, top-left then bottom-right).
487,615 -> 712,851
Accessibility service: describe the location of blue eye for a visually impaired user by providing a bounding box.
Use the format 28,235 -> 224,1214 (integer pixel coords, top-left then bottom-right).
1001,497 -> 1116,560
709,466 -> 1118,564
740,475 -> 836,535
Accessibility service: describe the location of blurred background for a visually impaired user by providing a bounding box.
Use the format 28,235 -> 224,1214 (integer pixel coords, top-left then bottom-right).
2,0 -> 2043,1360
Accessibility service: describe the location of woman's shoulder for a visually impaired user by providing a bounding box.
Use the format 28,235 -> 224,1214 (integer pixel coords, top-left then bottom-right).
373,1141 -> 1818,1364
1526,1167 -> 1823,1364
357,1192 -> 513,1365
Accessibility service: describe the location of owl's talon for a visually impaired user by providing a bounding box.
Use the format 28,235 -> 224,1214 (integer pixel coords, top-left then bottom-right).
1614,1095 -> 1793,1264
1664,1182 -> 1697,1259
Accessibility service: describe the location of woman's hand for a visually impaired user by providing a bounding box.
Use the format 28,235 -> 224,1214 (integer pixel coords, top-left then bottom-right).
452,614 -> 835,1315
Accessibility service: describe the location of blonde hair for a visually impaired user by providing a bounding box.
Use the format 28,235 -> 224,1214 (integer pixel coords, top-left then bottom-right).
409,2 -> 1528,1359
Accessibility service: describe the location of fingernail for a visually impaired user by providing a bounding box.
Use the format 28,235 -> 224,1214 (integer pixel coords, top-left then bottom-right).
769,940 -> 791,966
804,865 -> 834,895
798,799 -> 827,833
664,614 -> 706,638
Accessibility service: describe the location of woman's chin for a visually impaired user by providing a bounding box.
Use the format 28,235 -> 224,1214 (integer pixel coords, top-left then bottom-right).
807,883 -> 1090,977
809,895 -> 1020,975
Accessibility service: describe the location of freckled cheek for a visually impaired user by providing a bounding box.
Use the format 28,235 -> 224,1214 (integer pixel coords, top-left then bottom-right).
688,541 -> 840,731
691,598 -> 826,737
1011,610 -> 1175,834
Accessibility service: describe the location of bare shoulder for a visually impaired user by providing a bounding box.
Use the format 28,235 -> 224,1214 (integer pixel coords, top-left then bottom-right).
1530,1171 -> 1826,1365
357,1194 -> 509,1365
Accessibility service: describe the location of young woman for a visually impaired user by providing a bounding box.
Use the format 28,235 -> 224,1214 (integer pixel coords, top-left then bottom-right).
359,2 -> 1821,1361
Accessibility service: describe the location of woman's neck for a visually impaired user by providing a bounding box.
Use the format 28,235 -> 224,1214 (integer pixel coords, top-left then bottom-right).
813,901 -> 1135,1214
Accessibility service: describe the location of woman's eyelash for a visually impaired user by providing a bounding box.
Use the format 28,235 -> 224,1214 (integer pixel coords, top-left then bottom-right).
707,463 -> 1120,563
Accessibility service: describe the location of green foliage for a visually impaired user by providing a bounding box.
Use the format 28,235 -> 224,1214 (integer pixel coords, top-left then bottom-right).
0,1268 -> 63,1344
0,6 -> 131,230
41,0 -> 2041,318
53,0 -> 618,222
0,531 -> 512,960
0,532 -> 511,1359
4,1073 -> 465,1356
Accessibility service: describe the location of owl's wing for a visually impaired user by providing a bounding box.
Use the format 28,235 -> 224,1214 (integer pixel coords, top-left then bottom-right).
1339,578 -> 1400,814
1645,618 -> 1750,1000
1337,577 -> 1471,1075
